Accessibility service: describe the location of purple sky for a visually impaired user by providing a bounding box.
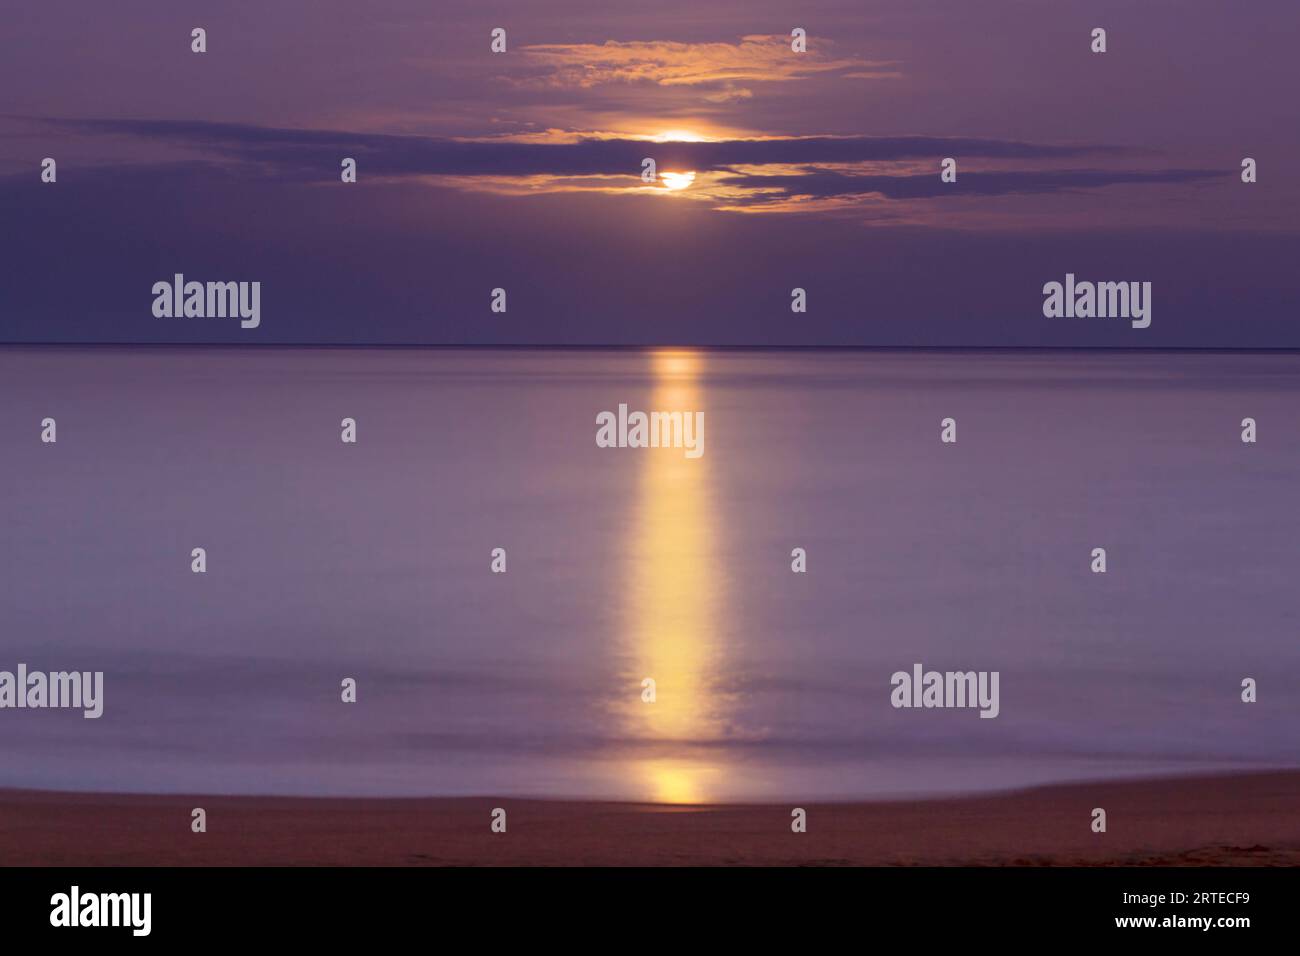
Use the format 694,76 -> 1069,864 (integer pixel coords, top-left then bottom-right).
2,0 -> 1298,345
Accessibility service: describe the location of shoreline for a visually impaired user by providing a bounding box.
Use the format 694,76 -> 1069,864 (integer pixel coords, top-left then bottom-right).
2,769 -> 1297,866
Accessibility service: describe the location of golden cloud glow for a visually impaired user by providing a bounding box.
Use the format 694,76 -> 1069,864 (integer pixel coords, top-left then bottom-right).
519,35 -> 899,96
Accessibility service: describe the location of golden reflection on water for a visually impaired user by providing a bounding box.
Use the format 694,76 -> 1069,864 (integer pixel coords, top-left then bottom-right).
622,349 -> 727,804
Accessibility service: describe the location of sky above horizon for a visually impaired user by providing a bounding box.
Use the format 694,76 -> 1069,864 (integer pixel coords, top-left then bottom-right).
2,0 -> 1298,346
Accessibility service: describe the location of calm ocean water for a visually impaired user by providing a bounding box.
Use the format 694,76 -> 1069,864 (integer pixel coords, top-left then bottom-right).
2,347 -> 1297,801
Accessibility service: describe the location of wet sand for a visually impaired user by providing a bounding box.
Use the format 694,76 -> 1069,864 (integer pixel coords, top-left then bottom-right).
2,770 -> 1296,866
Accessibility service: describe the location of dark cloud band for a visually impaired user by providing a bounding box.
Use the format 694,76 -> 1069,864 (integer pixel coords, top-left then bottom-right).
32,117 -> 1125,180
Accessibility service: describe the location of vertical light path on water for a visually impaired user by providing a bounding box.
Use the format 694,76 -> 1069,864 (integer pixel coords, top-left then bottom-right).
619,350 -> 728,804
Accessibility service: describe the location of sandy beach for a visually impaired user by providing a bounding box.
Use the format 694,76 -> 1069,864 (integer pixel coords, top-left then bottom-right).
1,770 -> 1296,866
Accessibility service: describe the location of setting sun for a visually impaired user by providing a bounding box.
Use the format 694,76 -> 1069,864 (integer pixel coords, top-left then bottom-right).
660,170 -> 696,191
652,128 -> 708,143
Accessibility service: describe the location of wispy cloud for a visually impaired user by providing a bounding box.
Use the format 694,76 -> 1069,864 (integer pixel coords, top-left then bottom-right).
514,34 -> 900,103
715,167 -> 1225,206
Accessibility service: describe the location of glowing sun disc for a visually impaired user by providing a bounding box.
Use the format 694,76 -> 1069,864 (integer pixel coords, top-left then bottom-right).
660,171 -> 696,191
653,129 -> 707,143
